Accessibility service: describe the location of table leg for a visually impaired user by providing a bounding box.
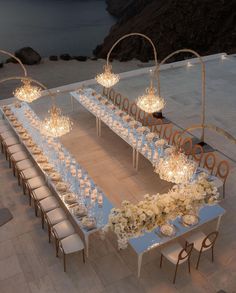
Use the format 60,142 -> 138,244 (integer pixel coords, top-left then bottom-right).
85,234 -> 89,257
135,150 -> 139,171
70,95 -> 74,112
132,148 -> 136,168
96,117 -> 99,136
98,119 -> 102,137
216,215 -> 222,231
138,253 -> 143,278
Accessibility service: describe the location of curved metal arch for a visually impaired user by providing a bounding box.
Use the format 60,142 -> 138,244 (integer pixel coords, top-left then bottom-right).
155,49 -> 206,141
0,49 -> 27,76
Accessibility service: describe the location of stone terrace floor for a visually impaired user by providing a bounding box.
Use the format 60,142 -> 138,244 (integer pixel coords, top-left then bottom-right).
0,55 -> 236,293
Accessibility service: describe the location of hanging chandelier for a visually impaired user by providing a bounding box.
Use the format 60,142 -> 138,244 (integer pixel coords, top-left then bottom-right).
95,64 -> 119,88
13,79 -> 42,102
136,74 -> 165,113
155,147 -> 197,184
40,105 -> 73,138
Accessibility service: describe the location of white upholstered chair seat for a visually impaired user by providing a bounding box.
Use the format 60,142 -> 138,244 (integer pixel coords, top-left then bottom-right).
7,144 -> 24,155
39,196 -> 59,213
3,136 -> 19,147
60,233 -> 84,254
0,131 -> 14,140
161,242 -> 187,265
32,186 -> 52,201
26,176 -> 45,191
46,208 -> 67,226
52,220 -> 75,240
184,231 -> 211,252
11,151 -> 28,162
16,159 -> 34,171
20,167 -> 39,180
0,125 -> 10,133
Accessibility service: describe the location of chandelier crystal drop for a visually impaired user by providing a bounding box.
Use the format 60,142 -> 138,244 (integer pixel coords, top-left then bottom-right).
136,83 -> 165,114
155,148 -> 197,184
40,105 -> 73,138
13,79 -> 42,103
95,64 -> 119,88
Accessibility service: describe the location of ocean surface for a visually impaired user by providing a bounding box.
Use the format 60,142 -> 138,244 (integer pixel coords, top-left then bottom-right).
0,0 -> 115,58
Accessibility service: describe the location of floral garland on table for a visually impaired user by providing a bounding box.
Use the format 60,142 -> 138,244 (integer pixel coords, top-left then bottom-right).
104,174 -> 219,249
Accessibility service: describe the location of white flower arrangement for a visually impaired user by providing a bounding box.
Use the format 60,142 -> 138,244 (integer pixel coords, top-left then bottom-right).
105,173 -> 219,249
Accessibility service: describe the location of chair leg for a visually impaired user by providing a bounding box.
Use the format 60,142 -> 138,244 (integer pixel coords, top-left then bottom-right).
28,191 -> 32,206
56,239 -> 59,257
41,212 -> 45,229
63,253 -> 66,272
196,251 -> 202,269
160,254 -> 163,268
211,247 -> 214,262
82,249 -> 85,263
188,257 -> 191,273
34,201 -> 38,217
173,264 -> 178,284
48,225 -> 51,243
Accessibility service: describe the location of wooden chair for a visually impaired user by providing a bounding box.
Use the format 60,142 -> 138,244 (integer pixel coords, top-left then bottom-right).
216,160 -> 230,198
170,130 -> 182,146
192,144 -> 204,166
108,88 -> 115,103
58,233 -> 85,272
151,119 -> 163,137
203,152 -> 216,174
181,137 -> 193,158
129,102 -> 138,119
102,87 -> 109,98
162,124 -> 173,144
160,242 -> 194,284
45,208 -> 67,243
114,93 -> 122,108
137,109 -> 147,125
145,114 -> 156,128
184,231 -> 218,269
121,97 -> 130,113
32,186 -> 53,217
10,151 -> 28,173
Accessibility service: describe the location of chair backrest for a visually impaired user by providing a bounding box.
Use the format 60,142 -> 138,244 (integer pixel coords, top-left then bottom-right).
102,87 -> 109,97
203,152 -> 216,174
151,118 -> 163,136
145,114 -> 155,128
192,144 -> 204,166
114,93 -> 122,108
122,97 -> 130,113
137,109 -> 147,125
171,130 -> 182,146
216,160 -> 230,183
178,243 -> 193,263
162,124 -> 173,144
129,102 -> 138,119
202,231 -> 219,250
108,88 -> 115,103
181,137 -> 193,157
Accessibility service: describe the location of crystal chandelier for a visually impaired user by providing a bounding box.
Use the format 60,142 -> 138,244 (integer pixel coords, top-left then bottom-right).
155,147 -> 197,184
40,105 -> 73,138
137,83 -> 165,113
95,64 -> 119,88
13,79 -> 42,102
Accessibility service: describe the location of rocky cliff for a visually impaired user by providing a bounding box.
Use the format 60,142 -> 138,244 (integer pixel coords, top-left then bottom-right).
95,0 -> 236,61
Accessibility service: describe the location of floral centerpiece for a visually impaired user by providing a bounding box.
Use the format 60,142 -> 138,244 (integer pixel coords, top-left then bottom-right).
104,174 -> 219,249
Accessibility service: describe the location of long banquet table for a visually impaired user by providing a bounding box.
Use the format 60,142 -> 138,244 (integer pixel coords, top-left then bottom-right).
1,102 -> 113,256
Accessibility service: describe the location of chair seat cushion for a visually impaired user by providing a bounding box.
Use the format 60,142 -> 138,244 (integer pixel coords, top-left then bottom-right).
0,125 -> 10,133
184,231 -> 210,252
32,186 -> 52,201
21,167 -> 39,180
27,176 -> 45,190
3,137 -> 19,147
39,196 -> 59,213
53,220 -> 75,240
46,208 -> 67,226
7,144 -> 24,154
60,233 -> 84,254
16,159 -> 34,171
1,131 -> 14,140
161,242 -> 187,264
11,151 -> 28,162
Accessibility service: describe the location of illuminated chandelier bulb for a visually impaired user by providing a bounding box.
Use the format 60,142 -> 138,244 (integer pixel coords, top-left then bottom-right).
40,105 -> 73,138
155,147 -> 197,184
95,64 -> 119,88
13,79 -> 42,103
137,73 -> 165,113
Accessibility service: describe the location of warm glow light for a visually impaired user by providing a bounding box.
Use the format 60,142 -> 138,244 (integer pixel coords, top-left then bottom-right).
155,148 -> 197,184
137,85 -> 165,113
40,105 -> 73,137
13,79 -> 42,102
95,64 -> 119,88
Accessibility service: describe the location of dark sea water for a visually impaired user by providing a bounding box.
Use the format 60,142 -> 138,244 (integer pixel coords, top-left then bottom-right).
0,0 -> 115,58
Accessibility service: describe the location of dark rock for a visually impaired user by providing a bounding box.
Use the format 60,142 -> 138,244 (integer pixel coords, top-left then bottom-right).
49,55 -> 58,61
73,56 -> 88,62
0,62 -> 3,68
60,54 -> 72,61
96,0 -> 236,62
15,47 -> 41,65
